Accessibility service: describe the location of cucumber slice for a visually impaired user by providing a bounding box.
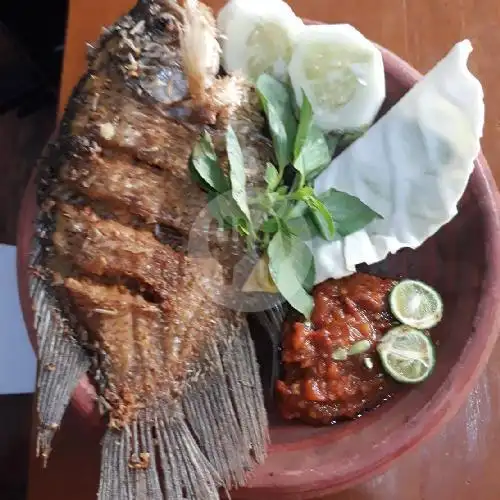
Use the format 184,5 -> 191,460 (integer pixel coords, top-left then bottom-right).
389,279 -> 443,330
377,326 -> 435,384
288,24 -> 386,131
217,0 -> 304,82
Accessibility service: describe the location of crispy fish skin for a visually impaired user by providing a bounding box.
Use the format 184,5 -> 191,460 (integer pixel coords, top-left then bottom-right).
40,0 -> 270,418
59,154 -> 211,233
53,203 -> 183,300
32,0 -> 270,497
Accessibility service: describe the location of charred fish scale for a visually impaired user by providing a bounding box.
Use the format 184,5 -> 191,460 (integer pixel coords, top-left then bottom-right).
31,0 -> 272,498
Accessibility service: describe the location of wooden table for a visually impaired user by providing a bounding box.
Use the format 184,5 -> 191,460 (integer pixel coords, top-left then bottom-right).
28,1 -> 500,499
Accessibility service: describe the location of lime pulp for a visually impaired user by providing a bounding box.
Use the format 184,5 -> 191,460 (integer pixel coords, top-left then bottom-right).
377,326 -> 435,384
389,279 -> 443,330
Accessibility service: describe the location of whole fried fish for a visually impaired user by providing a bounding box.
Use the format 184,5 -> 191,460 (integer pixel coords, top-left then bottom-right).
30,1 -> 275,498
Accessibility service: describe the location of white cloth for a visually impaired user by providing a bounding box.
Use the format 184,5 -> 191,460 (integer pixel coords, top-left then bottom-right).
0,245 -> 36,394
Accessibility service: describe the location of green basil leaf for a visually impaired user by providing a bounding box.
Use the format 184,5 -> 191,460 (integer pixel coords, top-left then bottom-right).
302,250 -> 316,292
265,162 -> 280,191
208,191 -> 247,232
283,234 -> 316,292
286,200 -> 308,220
189,160 -> 214,193
190,131 -> 230,193
256,74 -> 297,170
293,93 -> 332,181
295,127 -> 331,180
290,186 -> 315,201
207,191 -> 226,228
272,197 -> 292,220
226,126 -> 252,224
286,212 -> 320,240
266,191 -> 285,210
237,221 -> 250,236
293,91 -> 314,159
318,188 -> 380,237
268,231 -> 315,318
260,217 -> 280,234
266,105 -> 289,170
251,192 -> 280,216
306,196 -> 336,240
288,185 -> 335,240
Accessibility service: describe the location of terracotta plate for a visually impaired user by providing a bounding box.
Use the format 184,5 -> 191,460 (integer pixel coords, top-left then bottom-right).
17,44 -> 500,498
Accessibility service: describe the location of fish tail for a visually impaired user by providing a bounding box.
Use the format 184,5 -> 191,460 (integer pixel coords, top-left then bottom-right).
99,410 -> 221,500
97,322 -> 268,499
30,240 -> 91,465
99,415 -> 166,500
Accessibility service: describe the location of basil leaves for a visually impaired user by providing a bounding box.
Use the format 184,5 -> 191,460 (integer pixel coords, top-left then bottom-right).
189,74 -> 377,318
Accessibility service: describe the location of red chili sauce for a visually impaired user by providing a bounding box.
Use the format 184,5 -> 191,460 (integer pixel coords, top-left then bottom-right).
276,273 -> 397,425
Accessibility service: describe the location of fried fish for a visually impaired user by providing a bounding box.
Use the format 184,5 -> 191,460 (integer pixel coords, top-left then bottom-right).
30,1 -> 275,498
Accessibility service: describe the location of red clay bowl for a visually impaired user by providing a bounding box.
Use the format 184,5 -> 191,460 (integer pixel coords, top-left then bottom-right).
17,44 -> 500,498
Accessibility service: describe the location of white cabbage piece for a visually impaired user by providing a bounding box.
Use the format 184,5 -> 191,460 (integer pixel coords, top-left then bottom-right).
311,40 -> 485,284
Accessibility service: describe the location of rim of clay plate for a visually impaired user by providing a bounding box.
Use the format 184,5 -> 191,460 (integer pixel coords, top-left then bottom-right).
16,30 -> 500,499
236,40 -> 500,498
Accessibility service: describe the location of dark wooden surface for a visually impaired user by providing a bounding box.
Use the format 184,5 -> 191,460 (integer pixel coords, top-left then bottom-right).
12,0 -> 500,499
0,23 -> 55,500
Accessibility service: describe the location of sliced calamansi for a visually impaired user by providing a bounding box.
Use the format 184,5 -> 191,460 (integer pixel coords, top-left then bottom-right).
389,280 -> 443,330
288,24 -> 386,131
377,326 -> 436,384
217,0 -> 304,82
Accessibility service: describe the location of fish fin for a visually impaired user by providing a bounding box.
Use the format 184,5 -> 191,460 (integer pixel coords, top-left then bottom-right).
99,415 -> 164,500
250,304 -> 288,398
221,321 -> 270,463
97,318 -> 268,498
99,408 -> 221,500
183,335 -> 253,488
86,42 -> 95,62
157,409 -> 222,499
30,240 -> 91,465
186,321 -> 270,485
179,0 -> 220,102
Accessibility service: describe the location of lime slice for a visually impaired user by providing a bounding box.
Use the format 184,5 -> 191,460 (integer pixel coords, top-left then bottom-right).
288,24 -> 385,131
390,280 -> 443,330
217,0 -> 304,82
377,326 -> 435,384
